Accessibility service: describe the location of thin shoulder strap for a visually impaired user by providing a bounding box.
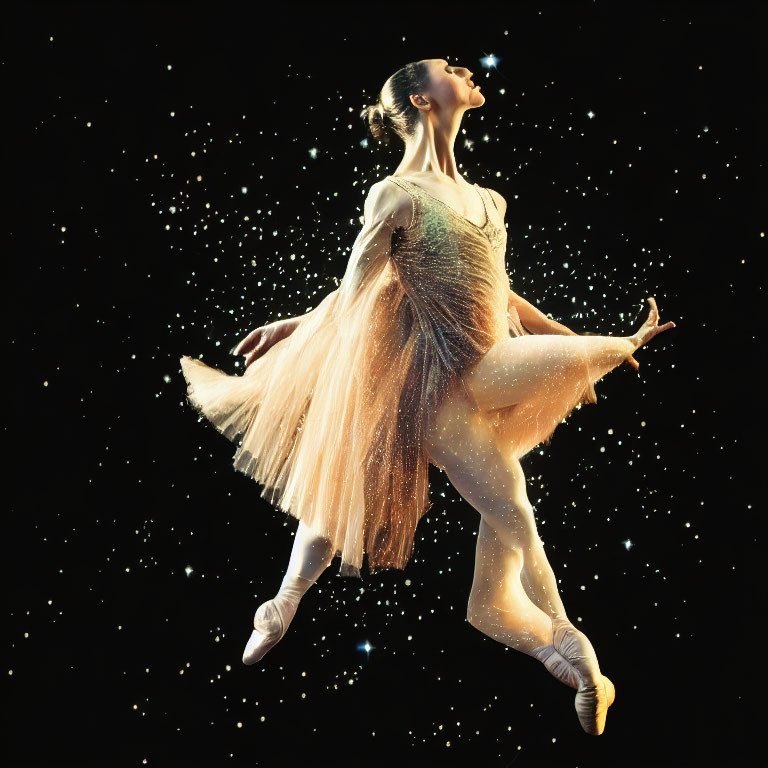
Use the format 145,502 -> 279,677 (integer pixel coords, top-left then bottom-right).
386,176 -> 419,227
387,175 -> 418,197
477,184 -> 498,211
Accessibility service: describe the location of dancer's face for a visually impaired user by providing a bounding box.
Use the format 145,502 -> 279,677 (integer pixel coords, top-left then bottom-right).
417,58 -> 485,115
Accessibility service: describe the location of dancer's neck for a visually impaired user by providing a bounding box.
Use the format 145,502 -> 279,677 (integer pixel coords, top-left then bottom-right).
392,115 -> 464,185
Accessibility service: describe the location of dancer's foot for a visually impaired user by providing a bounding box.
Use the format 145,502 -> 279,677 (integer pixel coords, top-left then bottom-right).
242,598 -> 287,666
242,575 -> 313,665
531,643 -> 616,708
554,616 -> 609,735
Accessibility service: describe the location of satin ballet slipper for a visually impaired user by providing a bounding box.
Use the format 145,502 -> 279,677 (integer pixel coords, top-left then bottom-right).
242,599 -> 286,666
574,677 -> 609,736
531,643 -> 616,708
552,616 -> 610,735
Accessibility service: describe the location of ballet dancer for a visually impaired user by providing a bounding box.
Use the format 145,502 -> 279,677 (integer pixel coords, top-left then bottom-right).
181,58 -> 675,737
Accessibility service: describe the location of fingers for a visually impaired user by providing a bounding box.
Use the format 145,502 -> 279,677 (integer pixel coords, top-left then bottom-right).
646,297 -> 658,323
645,297 -> 677,333
648,320 -> 676,342
230,328 -> 263,356
243,340 -> 266,369
633,298 -> 676,350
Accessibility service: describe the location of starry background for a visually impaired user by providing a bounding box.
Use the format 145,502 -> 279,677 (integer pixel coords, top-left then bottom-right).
4,1 -> 763,766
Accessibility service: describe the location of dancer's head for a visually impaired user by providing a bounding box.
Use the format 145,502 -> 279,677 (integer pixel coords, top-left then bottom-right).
361,58 -> 484,146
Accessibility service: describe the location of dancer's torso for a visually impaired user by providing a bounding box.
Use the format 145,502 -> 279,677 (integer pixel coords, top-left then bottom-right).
385,174 -> 511,358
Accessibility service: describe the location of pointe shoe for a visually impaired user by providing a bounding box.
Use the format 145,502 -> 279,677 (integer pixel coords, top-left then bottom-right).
242,599 -> 286,666
575,678 -> 609,736
532,644 -> 616,709
531,643 -> 582,689
551,616 -> 610,735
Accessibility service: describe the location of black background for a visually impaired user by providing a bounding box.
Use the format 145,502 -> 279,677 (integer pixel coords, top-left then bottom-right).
4,1 -> 764,766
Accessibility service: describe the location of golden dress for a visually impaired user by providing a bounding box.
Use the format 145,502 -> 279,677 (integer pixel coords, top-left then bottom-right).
179,176 -> 596,578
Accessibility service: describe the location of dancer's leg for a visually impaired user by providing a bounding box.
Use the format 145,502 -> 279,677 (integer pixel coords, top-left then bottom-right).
429,410 -> 613,733
436,417 -> 567,655
467,514 -> 556,656
464,334 -> 636,412
242,519 -> 335,665
477,453 -> 569,622
428,395 -> 570,635
283,518 -> 337,583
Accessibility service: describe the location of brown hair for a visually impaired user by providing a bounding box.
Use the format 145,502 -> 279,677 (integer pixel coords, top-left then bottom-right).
360,60 -> 432,146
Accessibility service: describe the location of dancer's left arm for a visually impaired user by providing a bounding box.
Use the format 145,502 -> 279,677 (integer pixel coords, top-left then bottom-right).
508,290 -> 577,336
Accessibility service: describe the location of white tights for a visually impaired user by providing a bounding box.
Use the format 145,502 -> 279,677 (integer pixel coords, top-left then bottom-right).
427,334 -> 637,663
268,520 -> 336,635
275,334 -> 636,670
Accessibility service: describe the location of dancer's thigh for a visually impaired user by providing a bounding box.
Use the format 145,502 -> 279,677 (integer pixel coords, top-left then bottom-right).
425,383 -> 533,527
463,335 -> 586,412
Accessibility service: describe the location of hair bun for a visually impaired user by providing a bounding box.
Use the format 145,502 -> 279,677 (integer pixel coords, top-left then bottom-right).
360,97 -> 395,145
370,103 -> 388,125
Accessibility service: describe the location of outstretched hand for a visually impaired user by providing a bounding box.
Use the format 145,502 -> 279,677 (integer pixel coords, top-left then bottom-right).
630,297 -> 676,362
579,297 -> 675,371
229,317 -> 299,369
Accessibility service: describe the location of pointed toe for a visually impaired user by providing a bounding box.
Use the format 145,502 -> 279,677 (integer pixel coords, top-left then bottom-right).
242,628 -> 273,665
241,599 -> 286,666
574,679 -> 609,735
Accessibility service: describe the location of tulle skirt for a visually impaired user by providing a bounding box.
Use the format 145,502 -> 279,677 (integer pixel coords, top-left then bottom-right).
180,264 -> 438,579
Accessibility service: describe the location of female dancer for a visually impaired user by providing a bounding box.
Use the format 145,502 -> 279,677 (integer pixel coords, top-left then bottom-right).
180,58 -> 675,736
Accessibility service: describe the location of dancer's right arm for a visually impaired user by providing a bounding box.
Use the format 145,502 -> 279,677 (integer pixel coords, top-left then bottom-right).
335,179 -> 411,311
231,180 -> 411,366
290,179 -> 410,318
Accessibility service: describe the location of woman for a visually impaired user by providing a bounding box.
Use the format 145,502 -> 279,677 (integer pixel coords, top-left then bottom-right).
179,58 -> 675,736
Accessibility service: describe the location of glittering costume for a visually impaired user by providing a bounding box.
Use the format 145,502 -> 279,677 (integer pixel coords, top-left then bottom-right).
179,175 -> 597,578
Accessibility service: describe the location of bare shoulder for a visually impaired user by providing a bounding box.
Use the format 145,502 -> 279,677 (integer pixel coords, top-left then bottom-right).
364,178 -> 413,231
485,187 -> 508,219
